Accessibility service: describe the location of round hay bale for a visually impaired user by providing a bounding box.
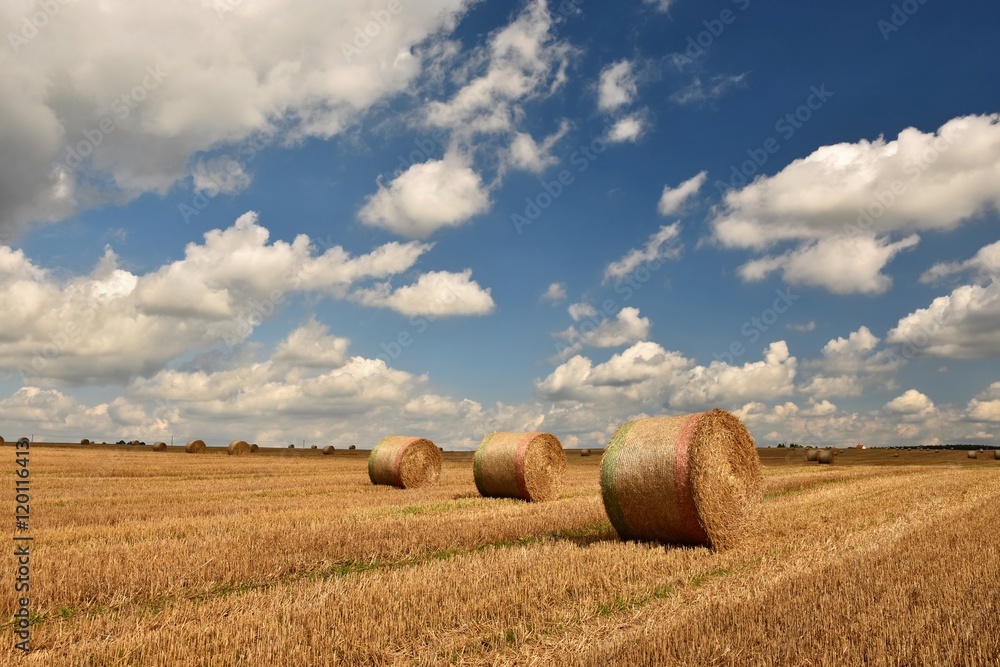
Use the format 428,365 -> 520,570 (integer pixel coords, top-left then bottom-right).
349,445 -> 356,450
288,444 -> 295,449
994,450 -> 1000,460
967,451 -> 977,459
805,448 -> 819,462
474,432 -> 565,502
0,436 -> 4,445
368,436 -> 442,489
250,444 -> 259,453
152,442 -> 167,451
323,445 -> 334,455
81,438 -> 90,445
600,409 -> 762,548
311,445 -> 318,450
817,450 -> 833,464
581,448 -> 592,457
227,440 -> 251,456
185,439 -> 206,454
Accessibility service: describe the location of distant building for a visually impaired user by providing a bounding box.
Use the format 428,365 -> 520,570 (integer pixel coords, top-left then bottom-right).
855,444 -> 866,449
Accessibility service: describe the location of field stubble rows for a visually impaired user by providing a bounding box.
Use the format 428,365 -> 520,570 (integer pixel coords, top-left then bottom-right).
1,446 -> 997,666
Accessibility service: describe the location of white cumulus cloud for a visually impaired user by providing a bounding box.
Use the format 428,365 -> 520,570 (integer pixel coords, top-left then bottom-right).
657,171 -> 707,216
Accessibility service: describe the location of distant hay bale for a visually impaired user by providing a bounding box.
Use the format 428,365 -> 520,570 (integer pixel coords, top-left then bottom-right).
581,448 -> 592,457
152,442 -> 167,451
805,448 -> 819,462
250,444 -> 258,453
349,445 -> 356,450
968,451 -> 977,459
288,444 -> 295,449
81,438 -> 90,445
185,440 -> 206,453
323,445 -> 334,455
474,432 -> 566,502
601,409 -> 763,548
368,436 -> 442,489
818,450 -> 833,464
227,440 -> 251,456
311,445 -> 318,450
994,450 -> 1000,460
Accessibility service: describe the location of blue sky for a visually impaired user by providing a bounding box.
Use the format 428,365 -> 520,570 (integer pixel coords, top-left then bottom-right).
2,0 -> 999,448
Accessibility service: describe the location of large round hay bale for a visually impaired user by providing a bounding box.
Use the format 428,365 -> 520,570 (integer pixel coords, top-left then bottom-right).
368,436 -> 442,489
600,409 -> 762,548
81,438 -> 90,445
227,440 -> 251,456
0,436 -> 4,445
323,446 -> 334,455
185,439 -> 206,453
152,442 -> 167,451
474,432 -> 565,502
967,451 -> 977,459
805,448 -> 819,462
993,450 -> 1000,460
349,444 -> 356,450
250,444 -> 259,453
818,450 -> 833,464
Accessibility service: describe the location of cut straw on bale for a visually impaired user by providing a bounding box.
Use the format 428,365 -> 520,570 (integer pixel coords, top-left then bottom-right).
323,446 -> 334,455
600,409 -> 762,549
185,439 -> 206,454
368,436 -> 442,489
152,442 -> 167,451
818,450 -> 833,464
227,440 -> 251,456
474,432 -> 566,502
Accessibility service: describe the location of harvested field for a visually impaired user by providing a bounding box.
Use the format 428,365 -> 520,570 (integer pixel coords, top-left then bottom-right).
1,444 -> 997,665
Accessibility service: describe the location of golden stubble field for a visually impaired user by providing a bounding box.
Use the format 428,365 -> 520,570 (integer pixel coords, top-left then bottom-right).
2,444 -> 998,666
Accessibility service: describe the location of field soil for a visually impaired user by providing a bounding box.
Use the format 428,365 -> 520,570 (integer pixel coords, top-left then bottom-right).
1,443 -> 997,666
